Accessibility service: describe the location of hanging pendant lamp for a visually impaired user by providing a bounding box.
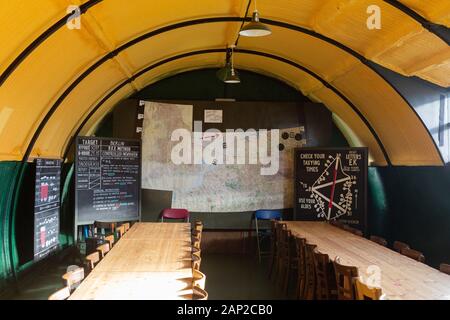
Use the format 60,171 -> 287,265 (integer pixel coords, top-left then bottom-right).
217,45 -> 240,84
239,0 -> 272,37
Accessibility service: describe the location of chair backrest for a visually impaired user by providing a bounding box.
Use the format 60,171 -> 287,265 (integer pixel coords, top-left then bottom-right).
116,225 -> 125,239
97,242 -> 110,258
333,258 -> 359,300
295,236 -> 307,276
192,230 -> 202,243
161,208 -> 190,221
370,235 -> 388,247
304,243 -> 317,300
94,221 -> 116,234
105,235 -> 115,248
192,286 -> 208,300
192,253 -> 202,271
84,251 -> 100,272
393,241 -> 409,253
255,209 -> 282,221
193,269 -> 206,290
193,238 -> 201,250
401,247 -> 425,263
439,263 -> 450,275
48,287 -> 71,300
330,220 -> 343,228
313,250 -> 335,300
354,277 -> 383,300
62,267 -> 85,292
122,222 -> 131,233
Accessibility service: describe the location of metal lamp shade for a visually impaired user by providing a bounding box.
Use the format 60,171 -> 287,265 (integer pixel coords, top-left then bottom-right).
239,11 -> 272,37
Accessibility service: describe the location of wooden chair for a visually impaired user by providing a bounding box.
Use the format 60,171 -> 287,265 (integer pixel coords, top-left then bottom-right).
342,224 -> 353,232
192,239 -> 201,250
333,258 -> 359,300
96,242 -> 110,258
370,235 -> 388,247
192,286 -> 208,300
192,253 -> 202,271
354,277 -> 383,300
48,287 -> 71,300
439,263 -> 450,275
193,269 -> 206,290
192,230 -> 202,244
393,241 -> 409,253
268,220 -> 278,280
94,221 -> 116,236
276,226 -> 291,294
330,220 -> 343,228
274,222 -> 288,286
401,247 -> 425,263
304,243 -> 317,300
122,222 -> 131,233
116,225 -> 125,239
105,234 -> 115,248
294,236 -> 306,299
84,251 -> 100,274
313,250 -> 337,300
62,267 -> 84,292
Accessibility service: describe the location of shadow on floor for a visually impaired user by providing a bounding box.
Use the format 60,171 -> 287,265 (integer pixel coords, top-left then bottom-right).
202,253 -> 286,300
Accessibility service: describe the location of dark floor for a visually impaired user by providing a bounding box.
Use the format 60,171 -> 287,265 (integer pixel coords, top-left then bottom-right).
8,253 -> 284,300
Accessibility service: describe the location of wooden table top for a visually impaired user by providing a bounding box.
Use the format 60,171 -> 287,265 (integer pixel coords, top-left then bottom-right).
285,221 -> 450,300
69,223 -> 193,300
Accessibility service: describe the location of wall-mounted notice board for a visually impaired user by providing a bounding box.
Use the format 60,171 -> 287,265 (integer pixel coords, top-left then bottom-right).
34,158 -> 61,261
294,148 -> 368,232
75,137 -> 141,226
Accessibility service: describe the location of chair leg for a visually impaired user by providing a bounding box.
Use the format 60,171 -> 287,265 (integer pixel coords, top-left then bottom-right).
255,219 -> 261,263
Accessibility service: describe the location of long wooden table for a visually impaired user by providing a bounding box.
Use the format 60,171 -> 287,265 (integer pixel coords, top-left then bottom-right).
69,223 -> 193,300
285,221 -> 450,300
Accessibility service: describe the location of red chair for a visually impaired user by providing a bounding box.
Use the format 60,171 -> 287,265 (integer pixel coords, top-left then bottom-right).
161,208 -> 190,222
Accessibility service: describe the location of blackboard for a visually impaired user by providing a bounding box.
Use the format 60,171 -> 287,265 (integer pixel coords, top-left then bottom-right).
34,159 -> 61,261
75,137 -> 141,225
294,148 -> 368,232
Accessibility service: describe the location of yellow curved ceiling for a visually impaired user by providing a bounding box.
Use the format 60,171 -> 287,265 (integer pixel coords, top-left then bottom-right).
0,0 -> 448,166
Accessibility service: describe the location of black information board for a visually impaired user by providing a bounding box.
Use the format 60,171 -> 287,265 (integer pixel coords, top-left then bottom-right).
34,158 -> 61,261
294,148 -> 368,231
75,137 -> 141,225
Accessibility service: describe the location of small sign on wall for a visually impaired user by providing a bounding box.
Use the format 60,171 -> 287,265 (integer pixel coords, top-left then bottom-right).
204,110 -> 223,124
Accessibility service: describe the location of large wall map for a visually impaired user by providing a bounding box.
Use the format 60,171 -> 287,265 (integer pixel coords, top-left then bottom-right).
141,101 -> 306,213
294,148 -> 368,230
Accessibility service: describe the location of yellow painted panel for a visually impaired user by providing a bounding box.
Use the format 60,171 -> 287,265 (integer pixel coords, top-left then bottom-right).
373,30 -> 450,87
133,53 -> 224,89
399,0 -> 450,27
0,24 -> 108,159
32,60 -> 129,159
260,0 -> 323,28
118,23 -> 240,72
88,0 -> 245,47
0,0 -> 62,73
417,63 -> 450,88
312,0 -> 420,57
238,26 -> 358,82
332,64 -> 442,165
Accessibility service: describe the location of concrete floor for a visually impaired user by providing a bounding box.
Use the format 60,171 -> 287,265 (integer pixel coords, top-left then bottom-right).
8,253 -> 284,300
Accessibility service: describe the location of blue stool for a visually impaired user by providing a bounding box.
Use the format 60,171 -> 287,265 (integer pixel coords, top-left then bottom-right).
254,210 -> 282,262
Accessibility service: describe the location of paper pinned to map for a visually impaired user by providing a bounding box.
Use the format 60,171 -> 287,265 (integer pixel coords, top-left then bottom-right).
204,110 -> 223,123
